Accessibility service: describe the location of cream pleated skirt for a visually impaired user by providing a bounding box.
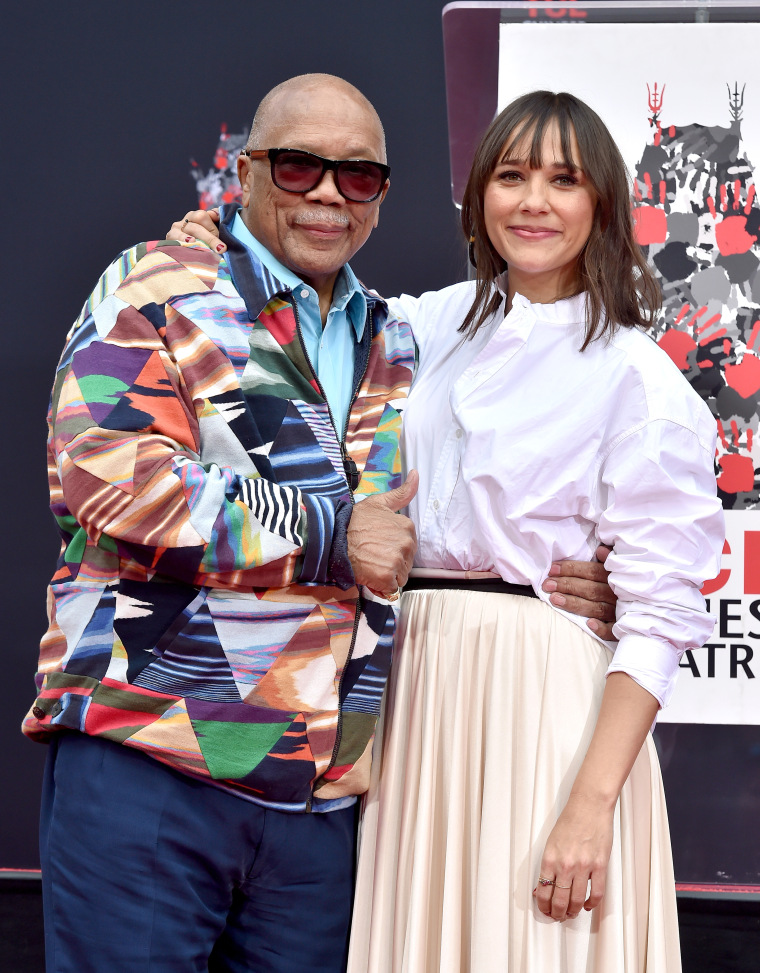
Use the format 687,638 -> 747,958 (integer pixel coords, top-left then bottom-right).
348,589 -> 682,973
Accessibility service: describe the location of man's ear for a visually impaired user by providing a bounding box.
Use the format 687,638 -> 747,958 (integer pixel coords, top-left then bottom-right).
374,178 -> 390,228
237,156 -> 251,207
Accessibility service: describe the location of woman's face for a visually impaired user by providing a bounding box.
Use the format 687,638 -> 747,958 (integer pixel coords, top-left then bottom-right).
483,120 -> 597,305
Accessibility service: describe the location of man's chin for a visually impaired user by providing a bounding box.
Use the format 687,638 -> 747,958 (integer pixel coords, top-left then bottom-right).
288,255 -> 347,290
286,242 -> 353,275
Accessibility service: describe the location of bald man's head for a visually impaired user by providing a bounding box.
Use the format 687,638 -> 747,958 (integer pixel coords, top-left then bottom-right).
246,74 -> 386,162
236,73 -> 390,302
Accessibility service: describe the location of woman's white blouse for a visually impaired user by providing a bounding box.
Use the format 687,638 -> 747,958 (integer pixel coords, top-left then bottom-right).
389,283 -> 724,708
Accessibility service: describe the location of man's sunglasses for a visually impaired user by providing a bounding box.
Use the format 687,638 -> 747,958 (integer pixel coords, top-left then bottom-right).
240,148 -> 390,203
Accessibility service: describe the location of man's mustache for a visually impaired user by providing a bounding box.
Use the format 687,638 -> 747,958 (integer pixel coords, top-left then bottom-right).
293,209 -> 350,226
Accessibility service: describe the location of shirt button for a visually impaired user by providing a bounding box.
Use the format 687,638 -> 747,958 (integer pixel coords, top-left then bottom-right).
455,429 -> 462,439
433,499 -> 440,510
300,288 -> 309,299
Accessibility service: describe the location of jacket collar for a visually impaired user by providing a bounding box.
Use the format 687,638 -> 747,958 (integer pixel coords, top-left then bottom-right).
219,203 -> 387,328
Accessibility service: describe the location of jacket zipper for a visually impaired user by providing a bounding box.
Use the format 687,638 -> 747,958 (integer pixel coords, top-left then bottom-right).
292,300 -> 373,810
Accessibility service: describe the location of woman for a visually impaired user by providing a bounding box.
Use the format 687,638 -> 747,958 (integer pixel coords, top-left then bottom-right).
347,92 -> 721,973
170,92 -> 722,971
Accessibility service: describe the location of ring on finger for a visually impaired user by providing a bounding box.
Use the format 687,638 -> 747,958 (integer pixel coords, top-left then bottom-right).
554,883 -> 572,889
537,877 -> 556,887
181,217 -> 190,231
386,586 -> 402,602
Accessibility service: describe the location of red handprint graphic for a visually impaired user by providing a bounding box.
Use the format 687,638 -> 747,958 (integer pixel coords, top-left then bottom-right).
706,181 -> 758,255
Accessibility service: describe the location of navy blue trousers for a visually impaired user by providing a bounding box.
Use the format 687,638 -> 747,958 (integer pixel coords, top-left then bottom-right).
40,733 -> 357,973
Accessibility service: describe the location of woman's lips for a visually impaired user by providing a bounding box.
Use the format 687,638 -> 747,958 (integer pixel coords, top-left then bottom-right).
509,226 -> 560,240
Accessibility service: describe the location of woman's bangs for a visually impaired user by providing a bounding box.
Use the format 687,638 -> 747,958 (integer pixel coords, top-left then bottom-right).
498,109 -> 579,172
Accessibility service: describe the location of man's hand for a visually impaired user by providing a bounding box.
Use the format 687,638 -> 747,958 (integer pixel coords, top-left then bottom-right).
347,472 -> 419,598
541,545 -> 617,640
167,208 -> 224,252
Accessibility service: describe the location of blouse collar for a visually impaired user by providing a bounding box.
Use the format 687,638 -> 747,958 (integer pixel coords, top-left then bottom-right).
495,273 -> 587,325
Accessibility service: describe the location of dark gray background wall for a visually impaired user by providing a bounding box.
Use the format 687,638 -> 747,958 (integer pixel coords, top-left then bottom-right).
2,1 -> 758,896
1,0 -> 462,869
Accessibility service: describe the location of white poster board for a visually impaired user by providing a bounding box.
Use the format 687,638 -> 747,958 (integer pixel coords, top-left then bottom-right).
499,22 -> 760,724
498,23 -> 760,173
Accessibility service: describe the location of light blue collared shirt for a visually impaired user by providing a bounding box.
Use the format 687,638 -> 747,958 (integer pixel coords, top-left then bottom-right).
231,213 -> 367,437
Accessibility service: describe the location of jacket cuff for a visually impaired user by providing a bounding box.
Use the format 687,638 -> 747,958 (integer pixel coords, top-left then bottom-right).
298,493 -> 336,584
327,500 -> 356,590
298,494 -> 355,588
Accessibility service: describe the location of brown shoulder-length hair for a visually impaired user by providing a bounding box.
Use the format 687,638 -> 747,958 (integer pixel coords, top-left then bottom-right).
460,91 -> 660,348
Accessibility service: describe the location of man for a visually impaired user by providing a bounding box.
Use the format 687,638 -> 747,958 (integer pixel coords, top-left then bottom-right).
26,74 -> 613,972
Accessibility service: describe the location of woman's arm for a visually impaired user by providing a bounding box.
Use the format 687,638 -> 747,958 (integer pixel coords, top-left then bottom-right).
533,672 -> 659,920
536,412 -> 723,921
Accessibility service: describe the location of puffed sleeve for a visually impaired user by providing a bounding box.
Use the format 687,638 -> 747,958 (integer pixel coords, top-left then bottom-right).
387,281 -> 479,366
597,417 -> 724,706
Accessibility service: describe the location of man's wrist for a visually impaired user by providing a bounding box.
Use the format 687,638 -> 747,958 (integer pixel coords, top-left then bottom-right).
327,500 -> 356,590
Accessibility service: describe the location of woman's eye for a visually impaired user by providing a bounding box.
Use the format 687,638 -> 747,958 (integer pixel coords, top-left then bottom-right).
497,170 -> 522,182
554,174 -> 578,186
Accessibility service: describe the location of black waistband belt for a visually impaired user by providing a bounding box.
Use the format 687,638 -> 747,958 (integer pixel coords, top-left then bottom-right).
403,577 -> 537,598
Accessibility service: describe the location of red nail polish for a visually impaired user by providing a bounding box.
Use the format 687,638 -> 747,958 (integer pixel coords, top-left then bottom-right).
184,236 -> 193,243
216,244 -> 225,253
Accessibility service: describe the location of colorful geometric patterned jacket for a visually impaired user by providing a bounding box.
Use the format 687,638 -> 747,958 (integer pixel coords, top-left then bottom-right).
23,206 -> 416,810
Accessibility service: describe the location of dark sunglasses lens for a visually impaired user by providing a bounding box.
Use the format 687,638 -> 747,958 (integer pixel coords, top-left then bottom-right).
273,151 -> 324,191
337,162 -> 385,201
